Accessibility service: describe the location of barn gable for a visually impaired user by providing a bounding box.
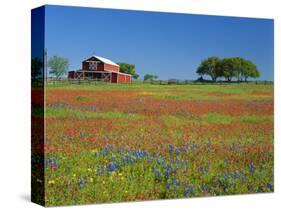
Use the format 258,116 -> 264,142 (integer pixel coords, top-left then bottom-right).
83,55 -> 119,67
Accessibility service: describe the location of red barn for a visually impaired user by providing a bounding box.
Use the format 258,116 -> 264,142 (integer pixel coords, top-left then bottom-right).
68,55 -> 132,83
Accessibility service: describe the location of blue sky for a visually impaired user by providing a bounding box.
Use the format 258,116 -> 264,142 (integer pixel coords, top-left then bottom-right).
45,5 -> 274,80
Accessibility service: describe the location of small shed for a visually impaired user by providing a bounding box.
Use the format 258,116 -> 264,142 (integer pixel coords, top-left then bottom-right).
68,55 -> 132,83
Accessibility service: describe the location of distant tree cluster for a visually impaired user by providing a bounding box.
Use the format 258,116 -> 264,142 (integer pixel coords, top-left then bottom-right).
48,55 -> 69,79
31,57 -> 43,79
117,62 -> 139,79
196,57 -> 260,82
144,74 -> 158,81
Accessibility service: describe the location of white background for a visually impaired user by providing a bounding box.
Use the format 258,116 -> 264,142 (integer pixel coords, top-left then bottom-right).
0,0 -> 280,211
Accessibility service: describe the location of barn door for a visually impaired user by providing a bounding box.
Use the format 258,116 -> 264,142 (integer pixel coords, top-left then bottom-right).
101,73 -> 111,82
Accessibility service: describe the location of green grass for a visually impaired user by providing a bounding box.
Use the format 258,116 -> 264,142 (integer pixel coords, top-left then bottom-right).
159,113 -> 273,125
45,107 -> 145,120
41,106 -> 273,125
47,82 -> 272,91
46,83 -> 273,101
160,115 -> 185,127
239,115 -> 273,123
202,113 -> 234,124
201,113 -> 273,124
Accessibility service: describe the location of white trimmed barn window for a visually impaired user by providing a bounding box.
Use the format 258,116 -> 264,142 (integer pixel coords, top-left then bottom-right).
89,62 -> 98,70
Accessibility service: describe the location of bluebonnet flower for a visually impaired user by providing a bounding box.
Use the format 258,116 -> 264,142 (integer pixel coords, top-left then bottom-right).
184,189 -> 189,197
168,144 -> 174,154
106,162 -> 119,172
189,185 -> 194,194
166,182 -> 171,190
154,169 -> 161,178
45,158 -> 59,170
165,165 -> 172,177
224,171 -> 229,179
184,144 -> 189,153
181,182 -> 186,187
200,166 -> 205,176
202,184 -> 208,191
105,144 -> 111,151
53,159 -> 58,170
121,157 -> 126,164
78,179 -> 84,189
45,158 -> 51,167
241,174 -> 245,184
157,158 -> 161,165
191,144 -> 197,150
172,177 -> 179,186
231,171 -> 239,179
175,147 -> 181,156
267,183 -> 273,192
249,163 -> 256,174
229,182 -> 235,188
161,159 -> 166,167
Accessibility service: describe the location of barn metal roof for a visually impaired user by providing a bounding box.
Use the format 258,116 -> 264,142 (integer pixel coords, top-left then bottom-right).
92,55 -> 120,67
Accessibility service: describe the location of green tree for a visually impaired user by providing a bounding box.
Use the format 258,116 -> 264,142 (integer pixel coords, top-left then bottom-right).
196,57 -> 222,81
48,55 -> 69,79
144,74 -> 158,81
31,57 -> 43,79
233,57 -> 244,81
221,57 -> 239,82
241,59 -> 260,81
117,62 -> 139,79
221,57 -> 260,82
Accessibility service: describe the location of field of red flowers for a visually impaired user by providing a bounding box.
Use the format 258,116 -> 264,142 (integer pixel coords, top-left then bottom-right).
32,84 -> 274,206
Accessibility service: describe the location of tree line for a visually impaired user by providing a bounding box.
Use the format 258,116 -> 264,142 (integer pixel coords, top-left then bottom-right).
32,55 -> 261,82
196,57 -> 260,82
32,56 -> 139,79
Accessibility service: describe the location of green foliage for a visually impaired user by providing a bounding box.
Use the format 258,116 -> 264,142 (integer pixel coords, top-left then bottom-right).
239,115 -> 273,123
240,59 -> 260,81
220,57 -> 242,81
196,57 -> 222,81
45,107 -> 144,120
197,56 -> 260,82
202,113 -> 234,124
48,55 -> 69,79
117,62 -> 139,79
31,57 -> 43,79
144,74 -> 158,81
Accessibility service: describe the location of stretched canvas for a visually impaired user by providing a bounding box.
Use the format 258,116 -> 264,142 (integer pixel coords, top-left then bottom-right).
31,5 -> 274,207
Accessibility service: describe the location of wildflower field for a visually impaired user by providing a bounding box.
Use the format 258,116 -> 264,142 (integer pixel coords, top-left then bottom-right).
32,83 -> 274,206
